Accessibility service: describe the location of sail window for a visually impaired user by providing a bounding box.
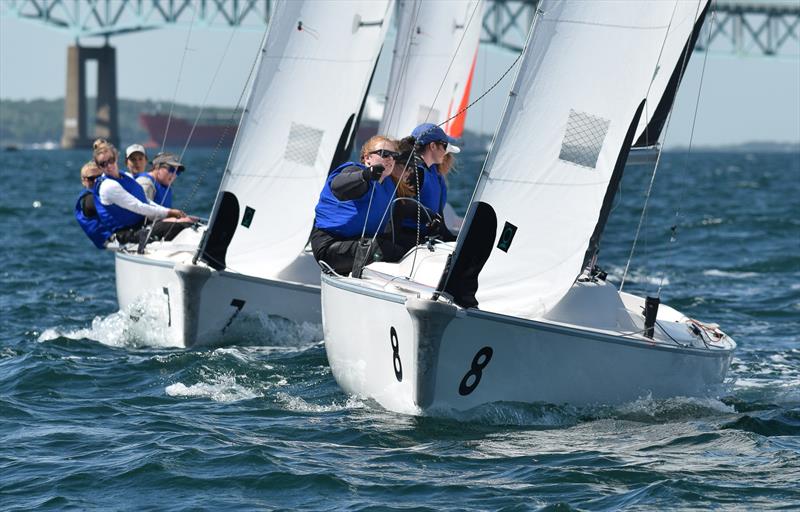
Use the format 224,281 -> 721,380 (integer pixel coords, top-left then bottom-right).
284,123 -> 324,167
558,110 -> 610,169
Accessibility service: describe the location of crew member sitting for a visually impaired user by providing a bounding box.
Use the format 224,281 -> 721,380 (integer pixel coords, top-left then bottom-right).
135,152 -> 185,207
74,160 -> 113,249
125,144 -> 148,175
311,136 -> 413,275
91,139 -> 191,245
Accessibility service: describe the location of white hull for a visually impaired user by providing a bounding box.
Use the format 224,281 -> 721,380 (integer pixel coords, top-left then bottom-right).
321,256 -> 735,415
114,230 -> 321,348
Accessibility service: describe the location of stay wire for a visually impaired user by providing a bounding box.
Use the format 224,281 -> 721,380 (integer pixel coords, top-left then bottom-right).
620,0 -> 703,292
160,6 -> 197,153
656,5 -> 717,298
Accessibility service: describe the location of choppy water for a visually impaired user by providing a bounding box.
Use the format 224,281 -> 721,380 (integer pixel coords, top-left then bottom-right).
1,148 -> 799,510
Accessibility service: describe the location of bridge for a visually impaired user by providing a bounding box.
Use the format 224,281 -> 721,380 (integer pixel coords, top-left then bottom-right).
2,0 -> 798,147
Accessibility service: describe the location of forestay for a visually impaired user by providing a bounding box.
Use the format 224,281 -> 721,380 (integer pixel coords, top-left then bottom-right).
448,0 -> 706,319
212,0 -> 391,278
379,0 -> 483,139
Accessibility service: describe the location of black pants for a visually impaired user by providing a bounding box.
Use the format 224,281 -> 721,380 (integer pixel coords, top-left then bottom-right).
114,221 -> 194,245
310,228 -> 406,276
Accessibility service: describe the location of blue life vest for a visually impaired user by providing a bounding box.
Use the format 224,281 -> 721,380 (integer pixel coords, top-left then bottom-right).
74,190 -> 113,249
93,172 -> 149,232
314,162 -> 397,238
400,162 -> 448,234
139,173 -> 173,207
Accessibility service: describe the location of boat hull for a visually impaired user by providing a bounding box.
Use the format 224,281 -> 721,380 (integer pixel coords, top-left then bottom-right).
321,274 -> 735,414
116,251 -> 321,348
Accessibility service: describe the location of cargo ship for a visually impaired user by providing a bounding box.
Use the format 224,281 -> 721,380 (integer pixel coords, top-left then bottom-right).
139,113 -> 238,148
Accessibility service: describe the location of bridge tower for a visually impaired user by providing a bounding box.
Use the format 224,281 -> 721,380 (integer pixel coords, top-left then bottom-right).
61,44 -> 119,149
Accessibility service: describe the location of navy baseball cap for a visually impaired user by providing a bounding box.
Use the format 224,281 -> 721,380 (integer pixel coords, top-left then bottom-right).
411,123 -> 460,153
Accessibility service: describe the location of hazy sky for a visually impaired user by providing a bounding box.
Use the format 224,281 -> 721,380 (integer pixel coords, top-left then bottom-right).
1,6 -> 798,148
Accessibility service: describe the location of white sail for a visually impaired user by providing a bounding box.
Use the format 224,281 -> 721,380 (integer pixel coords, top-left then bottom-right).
379,0 -> 483,139
448,0 -> 707,319
213,0 -> 392,278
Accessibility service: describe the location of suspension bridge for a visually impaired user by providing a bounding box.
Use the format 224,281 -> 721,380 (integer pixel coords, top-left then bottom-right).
2,0 -> 798,148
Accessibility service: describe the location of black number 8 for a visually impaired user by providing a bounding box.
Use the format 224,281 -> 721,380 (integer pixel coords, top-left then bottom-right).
390,326 -> 403,382
458,346 -> 493,396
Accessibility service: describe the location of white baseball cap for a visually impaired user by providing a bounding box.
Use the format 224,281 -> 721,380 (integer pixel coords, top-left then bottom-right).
126,144 -> 147,159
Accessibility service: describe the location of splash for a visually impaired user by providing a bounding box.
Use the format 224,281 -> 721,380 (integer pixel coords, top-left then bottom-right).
38,291 -> 181,348
165,372 -> 261,402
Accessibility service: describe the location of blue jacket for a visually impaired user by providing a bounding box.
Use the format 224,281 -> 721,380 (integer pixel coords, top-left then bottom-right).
74,190 -> 113,249
138,173 -> 173,207
93,173 -> 148,232
314,162 -> 397,238
399,162 -> 447,235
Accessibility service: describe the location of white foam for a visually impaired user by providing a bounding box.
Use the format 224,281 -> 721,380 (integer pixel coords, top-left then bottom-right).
38,291 -> 181,348
165,373 -> 261,402
703,269 -> 759,279
274,392 -> 365,413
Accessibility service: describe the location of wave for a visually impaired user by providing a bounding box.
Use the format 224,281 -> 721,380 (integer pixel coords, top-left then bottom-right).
165,372 -> 261,402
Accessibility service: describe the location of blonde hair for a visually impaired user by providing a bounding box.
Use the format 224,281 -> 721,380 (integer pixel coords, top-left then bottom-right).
92,138 -> 118,164
360,136 -> 413,198
80,160 -> 99,180
439,153 -> 455,176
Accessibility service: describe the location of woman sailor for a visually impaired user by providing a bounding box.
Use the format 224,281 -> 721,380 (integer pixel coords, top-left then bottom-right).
74,160 -> 113,249
91,139 -> 189,245
311,136 -> 412,275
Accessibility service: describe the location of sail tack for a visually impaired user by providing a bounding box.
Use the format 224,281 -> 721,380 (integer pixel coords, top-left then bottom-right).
209,0 -> 391,278
446,0 -> 708,319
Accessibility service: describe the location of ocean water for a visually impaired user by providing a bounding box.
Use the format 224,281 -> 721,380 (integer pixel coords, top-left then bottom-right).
1,147 -> 799,510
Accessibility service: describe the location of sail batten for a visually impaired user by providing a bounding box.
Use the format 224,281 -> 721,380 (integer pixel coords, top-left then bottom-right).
444,0 -> 709,319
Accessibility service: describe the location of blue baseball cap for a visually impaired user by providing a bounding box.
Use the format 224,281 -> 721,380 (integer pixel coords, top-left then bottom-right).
411,123 -> 460,153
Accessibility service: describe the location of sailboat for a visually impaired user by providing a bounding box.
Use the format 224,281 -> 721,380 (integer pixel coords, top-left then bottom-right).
114,0 -> 392,347
320,0 -> 736,415
113,0 -> 485,348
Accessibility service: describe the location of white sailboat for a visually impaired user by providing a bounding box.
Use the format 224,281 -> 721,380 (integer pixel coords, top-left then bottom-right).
320,0 -> 736,415
114,0 -> 392,347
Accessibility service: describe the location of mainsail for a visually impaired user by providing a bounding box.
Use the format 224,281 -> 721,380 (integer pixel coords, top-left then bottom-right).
379,0 -> 483,139
200,0 -> 391,278
443,0 -> 709,319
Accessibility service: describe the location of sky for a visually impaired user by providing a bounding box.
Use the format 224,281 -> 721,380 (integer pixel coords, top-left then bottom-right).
1,4 -> 798,148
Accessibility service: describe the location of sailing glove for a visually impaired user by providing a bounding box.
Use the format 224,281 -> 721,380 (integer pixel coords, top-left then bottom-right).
363,164 -> 385,182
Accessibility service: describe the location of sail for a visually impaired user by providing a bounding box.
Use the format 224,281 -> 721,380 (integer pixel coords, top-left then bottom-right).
202,0 -> 391,278
379,0 -> 483,139
634,0 -> 710,146
444,0 -> 708,319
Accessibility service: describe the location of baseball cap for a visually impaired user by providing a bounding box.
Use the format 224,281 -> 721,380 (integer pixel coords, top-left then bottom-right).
411,123 -> 460,154
126,144 -> 147,159
152,152 -> 185,172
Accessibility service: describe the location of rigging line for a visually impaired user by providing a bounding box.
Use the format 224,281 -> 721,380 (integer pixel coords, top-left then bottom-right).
141,26 -> 242,249
177,25 -> 240,162
657,7 -> 717,297
620,0 -> 706,293
194,14 -> 273,264
642,0 -> 680,151
160,4 -> 197,153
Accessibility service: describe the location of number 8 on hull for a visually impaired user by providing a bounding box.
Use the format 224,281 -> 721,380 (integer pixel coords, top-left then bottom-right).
321,0 -> 736,415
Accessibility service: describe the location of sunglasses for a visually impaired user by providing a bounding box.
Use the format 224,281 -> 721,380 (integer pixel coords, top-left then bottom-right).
96,158 -> 116,169
369,149 -> 400,159
165,165 -> 184,175
434,141 -> 448,150
82,174 -> 102,182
